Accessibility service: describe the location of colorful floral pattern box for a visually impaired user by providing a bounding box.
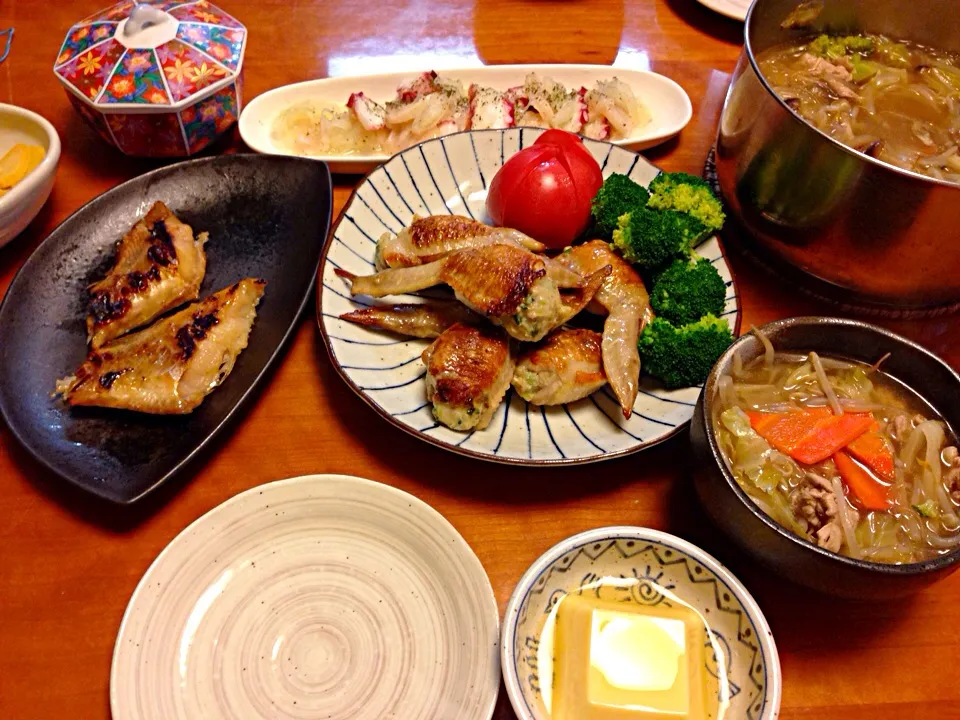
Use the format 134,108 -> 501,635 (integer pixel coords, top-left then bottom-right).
54,1 -> 246,157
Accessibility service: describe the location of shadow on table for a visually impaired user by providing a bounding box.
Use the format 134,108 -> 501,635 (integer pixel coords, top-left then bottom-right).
641,133 -> 681,166
63,110 -> 241,187
312,325 -> 688,506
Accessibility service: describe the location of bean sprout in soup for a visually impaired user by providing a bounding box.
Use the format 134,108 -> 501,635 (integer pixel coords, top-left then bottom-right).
758,33 -> 960,183
713,345 -> 960,563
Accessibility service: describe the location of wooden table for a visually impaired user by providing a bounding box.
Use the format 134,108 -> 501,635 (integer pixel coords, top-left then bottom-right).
2,1 -> 958,718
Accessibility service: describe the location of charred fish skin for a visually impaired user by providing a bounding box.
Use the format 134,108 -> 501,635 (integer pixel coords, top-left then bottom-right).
86,201 -> 209,349
58,278 -> 265,415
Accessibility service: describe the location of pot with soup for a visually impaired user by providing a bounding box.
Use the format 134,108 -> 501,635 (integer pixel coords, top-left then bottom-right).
715,0 -> 960,310
691,317 -> 960,598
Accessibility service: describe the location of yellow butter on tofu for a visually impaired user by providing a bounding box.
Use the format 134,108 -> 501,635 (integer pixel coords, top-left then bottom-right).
552,594 -> 710,720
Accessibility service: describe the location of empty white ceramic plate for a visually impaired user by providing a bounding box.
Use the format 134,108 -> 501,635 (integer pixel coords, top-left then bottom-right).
317,128 -> 741,466
239,64 -> 692,173
110,475 -> 500,720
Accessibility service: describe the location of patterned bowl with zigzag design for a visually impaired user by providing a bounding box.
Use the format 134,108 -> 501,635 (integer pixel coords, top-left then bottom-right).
502,526 -> 781,720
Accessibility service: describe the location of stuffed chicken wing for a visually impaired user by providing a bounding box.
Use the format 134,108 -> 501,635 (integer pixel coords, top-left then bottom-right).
512,328 -> 607,405
421,323 -> 514,431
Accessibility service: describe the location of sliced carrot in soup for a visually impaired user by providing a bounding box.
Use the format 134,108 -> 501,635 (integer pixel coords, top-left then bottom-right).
747,407 -> 832,454
789,413 -> 875,465
834,450 -> 891,510
845,425 -> 895,482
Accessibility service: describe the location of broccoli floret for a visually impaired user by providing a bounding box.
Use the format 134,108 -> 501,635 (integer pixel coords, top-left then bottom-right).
612,208 -> 706,269
590,174 -> 650,239
650,256 -> 726,326
647,171 -> 725,234
808,34 -> 874,60
639,315 -> 733,388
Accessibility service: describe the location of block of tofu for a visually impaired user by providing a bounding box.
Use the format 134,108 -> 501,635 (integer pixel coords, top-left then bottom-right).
552,594 -> 710,720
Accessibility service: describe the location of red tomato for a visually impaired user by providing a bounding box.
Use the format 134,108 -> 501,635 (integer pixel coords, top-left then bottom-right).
485,130 -> 603,248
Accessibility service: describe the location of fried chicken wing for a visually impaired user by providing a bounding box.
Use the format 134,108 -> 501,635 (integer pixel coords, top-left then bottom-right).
421,323 -> 514,431
512,328 -> 607,405
375,214 -> 545,269
339,243 -> 570,342
557,265 -> 612,324
339,301 -> 479,338
558,240 -> 653,417
57,279 -> 265,414
87,201 -> 209,348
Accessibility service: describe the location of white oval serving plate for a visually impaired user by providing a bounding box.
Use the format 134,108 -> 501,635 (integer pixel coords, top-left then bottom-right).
316,128 -> 742,466
111,474 -> 500,720
240,64 -> 693,173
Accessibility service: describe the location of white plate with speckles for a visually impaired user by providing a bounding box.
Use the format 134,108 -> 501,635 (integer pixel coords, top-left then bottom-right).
110,475 -> 500,720
317,128 -> 742,466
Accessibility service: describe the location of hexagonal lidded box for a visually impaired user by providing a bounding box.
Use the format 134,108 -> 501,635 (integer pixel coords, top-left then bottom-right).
53,1 -> 246,157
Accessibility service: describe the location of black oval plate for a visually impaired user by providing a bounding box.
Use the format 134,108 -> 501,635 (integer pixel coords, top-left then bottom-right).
0,154 -> 332,504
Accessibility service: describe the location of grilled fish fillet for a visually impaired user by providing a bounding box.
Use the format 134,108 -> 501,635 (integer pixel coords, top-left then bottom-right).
421,323 -> 514,431
375,214 -> 545,269
87,201 -> 208,348
557,240 -> 652,418
57,278 -> 265,414
512,328 -> 607,405
339,301 -> 479,338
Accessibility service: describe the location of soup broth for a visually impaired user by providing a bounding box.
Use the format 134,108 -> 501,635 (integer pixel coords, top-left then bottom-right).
758,34 -> 960,183
713,349 -> 960,563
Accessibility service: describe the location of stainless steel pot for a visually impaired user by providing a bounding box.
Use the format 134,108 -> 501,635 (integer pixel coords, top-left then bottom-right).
716,0 -> 960,310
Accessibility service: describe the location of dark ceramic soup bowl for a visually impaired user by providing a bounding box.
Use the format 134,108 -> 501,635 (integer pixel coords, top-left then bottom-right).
690,317 -> 960,599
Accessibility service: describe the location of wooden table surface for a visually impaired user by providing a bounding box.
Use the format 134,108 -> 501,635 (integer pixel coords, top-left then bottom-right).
2,1 -> 959,718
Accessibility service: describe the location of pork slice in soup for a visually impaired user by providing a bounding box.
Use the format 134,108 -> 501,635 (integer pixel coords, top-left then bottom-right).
758,33 -> 960,183
713,349 -> 960,563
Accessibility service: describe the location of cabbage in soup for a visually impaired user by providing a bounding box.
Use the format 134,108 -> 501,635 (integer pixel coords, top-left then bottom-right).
713,346 -> 960,564
758,34 -> 960,183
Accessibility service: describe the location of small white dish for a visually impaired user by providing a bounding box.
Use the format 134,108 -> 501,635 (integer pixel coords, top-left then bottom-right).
0,104 -> 60,248
239,64 -> 693,173
696,0 -> 751,22
502,526 -> 781,720
317,128 -> 741,466
110,474 -> 500,720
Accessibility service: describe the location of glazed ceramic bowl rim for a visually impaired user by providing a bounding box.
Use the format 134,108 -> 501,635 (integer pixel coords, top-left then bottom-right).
0,103 -> 61,214
501,525 -> 782,720
701,315 -> 960,576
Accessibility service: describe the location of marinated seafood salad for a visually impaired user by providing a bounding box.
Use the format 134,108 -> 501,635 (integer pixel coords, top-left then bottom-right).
271,71 -> 650,156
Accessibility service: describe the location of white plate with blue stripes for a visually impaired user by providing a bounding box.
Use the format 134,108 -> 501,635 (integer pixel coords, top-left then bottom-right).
317,128 -> 741,465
